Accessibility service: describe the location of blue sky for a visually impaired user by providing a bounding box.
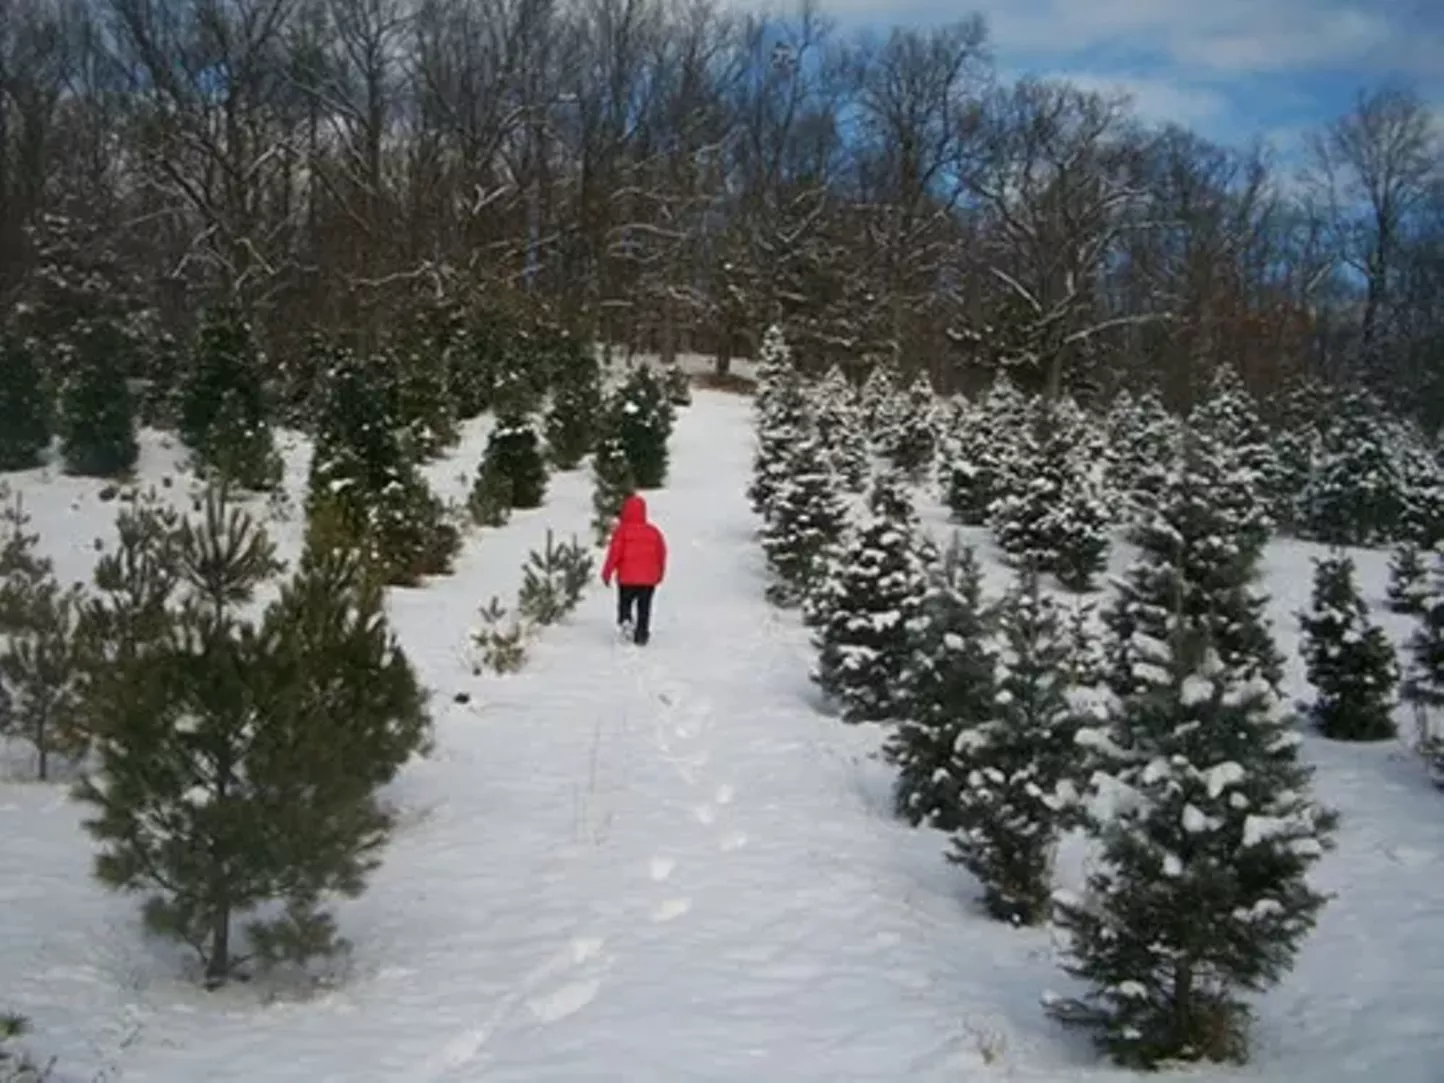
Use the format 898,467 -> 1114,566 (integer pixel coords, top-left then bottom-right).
805,0 -> 1443,170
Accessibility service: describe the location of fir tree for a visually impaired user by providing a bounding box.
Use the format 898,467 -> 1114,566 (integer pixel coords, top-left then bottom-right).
946,568 -> 1084,926
58,318 -> 139,478
857,361 -> 899,443
390,340 -> 459,461
481,412 -> 548,509
1387,541 -> 1430,614
884,537 -> 996,831
1104,387 -> 1178,526
544,340 -> 604,469
590,434 -> 635,546
812,366 -> 868,490
178,302 -> 282,490
942,377 -> 1033,526
1300,393 -> 1407,547
748,372 -> 809,519
1403,546 -> 1444,782
609,365 -> 672,489
1395,428 -> 1444,549
1104,434 -> 1284,698
811,471 -> 931,725
1050,592 -> 1336,1066
72,489 -> 431,987
751,324 -> 796,426
760,431 -> 850,606
0,330 -> 51,470
1297,552 -> 1398,741
878,371 -> 938,480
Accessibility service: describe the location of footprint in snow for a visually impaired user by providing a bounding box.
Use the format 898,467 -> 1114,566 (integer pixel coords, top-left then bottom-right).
651,898 -> 692,923
649,855 -> 676,882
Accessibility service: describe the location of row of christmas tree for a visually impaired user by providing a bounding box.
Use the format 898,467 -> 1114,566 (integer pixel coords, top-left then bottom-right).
746,328 -> 1443,1069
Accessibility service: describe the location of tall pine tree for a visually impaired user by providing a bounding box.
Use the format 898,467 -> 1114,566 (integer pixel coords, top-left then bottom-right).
760,431 -> 850,606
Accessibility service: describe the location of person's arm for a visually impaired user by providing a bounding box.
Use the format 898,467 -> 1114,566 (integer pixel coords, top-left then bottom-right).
601,528 -> 623,585
655,527 -> 667,583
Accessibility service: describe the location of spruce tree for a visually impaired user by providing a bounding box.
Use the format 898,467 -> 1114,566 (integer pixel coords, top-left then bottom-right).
1404,547 -> 1444,782
942,377 -> 1034,526
610,365 -> 672,489
1105,387 -> 1178,527
58,318 -> 139,478
0,330 -> 51,470
1387,540 -> 1430,615
480,412 -> 548,509
812,365 -> 868,490
1300,393 -> 1406,547
748,371 -> 809,519
811,471 -> 931,725
1190,365 -> 1279,552
178,302 -> 282,490
72,489 -> 431,987
946,568 -> 1083,926
760,431 -> 850,606
1297,552 -> 1397,741
858,362 -> 899,443
590,434 -> 635,546
878,371 -> 938,480
884,537 -> 996,831
390,340 -> 459,461
752,323 -> 796,426
1049,444 -> 1336,1068
544,340 -> 604,469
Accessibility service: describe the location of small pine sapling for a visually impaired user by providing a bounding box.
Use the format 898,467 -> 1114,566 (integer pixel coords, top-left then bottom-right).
590,436 -> 634,546
1297,552 -> 1398,741
471,596 -> 529,674
947,569 -> 1084,925
1386,541 -> 1429,615
483,412 -> 548,509
611,365 -> 673,489
884,536 -> 996,831
0,331 -> 51,470
517,531 -> 595,626
0,1011 -> 53,1082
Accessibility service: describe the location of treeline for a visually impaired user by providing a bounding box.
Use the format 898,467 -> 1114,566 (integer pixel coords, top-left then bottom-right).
0,0 -> 1440,426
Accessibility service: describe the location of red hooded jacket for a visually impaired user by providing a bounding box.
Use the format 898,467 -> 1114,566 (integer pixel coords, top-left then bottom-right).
601,494 -> 667,587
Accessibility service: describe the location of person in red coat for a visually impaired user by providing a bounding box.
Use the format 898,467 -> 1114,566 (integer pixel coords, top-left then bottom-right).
601,493 -> 668,645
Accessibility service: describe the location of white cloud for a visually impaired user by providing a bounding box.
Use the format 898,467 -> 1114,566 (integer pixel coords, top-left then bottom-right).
1040,72 -> 1230,128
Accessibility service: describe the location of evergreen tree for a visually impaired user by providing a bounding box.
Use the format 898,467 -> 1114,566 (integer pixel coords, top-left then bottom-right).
1188,367 -> 1275,564
390,339 -> 459,461
1104,387 -> 1178,526
942,377 -> 1034,526
1404,546 -> 1444,783
544,340 -> 604,469
811,471 -> 931,725
304,340 -> 459,586
590,434 -> 635,546
1394,428 -> 1444,549
1387,541 -> 1430,614
178,302 -> 282,490
1050,547 -> 1337,1065
1297,552 -> 1398,741
884,537 -> 996,831
72,489 -> 431,987
946,568 -> 1084,926
1104,434 -> 1284,698
858,361 -> 899,443
812,366 -> 868,490
1266,377 -> 1330,531
760,431 -> 850,606
752,324 -> 796,426
0,330 -> 51,470
609,365 -> 672,489
748,372 -> 809,519
878,371 -> 938,480
58,318 -> 139,478
990,403 -> 1110,590
663,359 -> 692,406
1300,392 -> 1407,547
480,412 -> 548,509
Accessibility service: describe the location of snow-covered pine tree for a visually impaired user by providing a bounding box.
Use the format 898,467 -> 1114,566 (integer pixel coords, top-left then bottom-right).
58,318 -> 139,478
1387,541 -> 1430,614
878,371 -> 938,480
748,372 -> 809,519
609,364 -> 672,489
303,340 -> 459,586
1393,425 -> 1444,549
1104,387 -> 1178,527
946,567 -> 1084,925
544,339 -> 604,469
1403,545 -> 1444,783
480,411 -> 548,509
178,302 -> 282,490
1188,365 -> 1276,565
1298,552 -> 1398,741
72,488 -> 432,986
1300,392 -> 1407,547
1103,431 -> 1284,700
1050,608 -> 1337,1067
811,470 -> 931,725
812,365 -> 868,490
589,434 -> 635,546
942,376 -> 1035,526
760,431 -> 850,606
884,536 -> 996,831
989,401 -> 1111,591
752,324 -> 797,426
390,339 -> 460,462
1265,377 -> 1330,532
0,330 -> 51,470
858,359 -> 898,443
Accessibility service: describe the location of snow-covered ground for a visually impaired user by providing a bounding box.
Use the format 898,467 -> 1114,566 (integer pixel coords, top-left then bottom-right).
2,388 -> 1441,1082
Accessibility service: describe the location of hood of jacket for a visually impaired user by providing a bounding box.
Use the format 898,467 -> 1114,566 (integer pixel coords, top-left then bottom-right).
619,493 -> 647,523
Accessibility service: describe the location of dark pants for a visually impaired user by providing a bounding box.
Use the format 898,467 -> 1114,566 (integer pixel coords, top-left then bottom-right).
616,584 -> 656,644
